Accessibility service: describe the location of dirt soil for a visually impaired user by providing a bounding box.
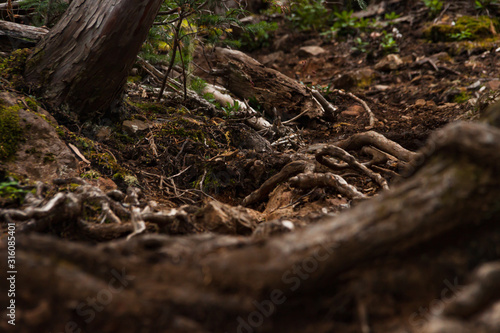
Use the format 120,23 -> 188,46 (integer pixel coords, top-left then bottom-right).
1,0 -> 500,332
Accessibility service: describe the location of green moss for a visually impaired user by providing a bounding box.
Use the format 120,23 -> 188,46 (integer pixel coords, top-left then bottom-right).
160,116 -> 208,142
127,76 -> 142,83
0,104 -> 24,161
129,101 -> 165,114
453,91 -> 471,104
423,16 -> 499,42
0,49 -> 31,90
25,97 -> 39,110
81,170 -> 100,179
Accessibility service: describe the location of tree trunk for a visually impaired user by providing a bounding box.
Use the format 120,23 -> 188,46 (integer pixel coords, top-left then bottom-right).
24,0 -> 163,120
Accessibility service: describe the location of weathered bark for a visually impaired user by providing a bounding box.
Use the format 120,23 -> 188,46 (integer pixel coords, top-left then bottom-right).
212,47 -> 325,120
1,119 -> 500,332
23,0 -> 163,120
0,20 -> 48,41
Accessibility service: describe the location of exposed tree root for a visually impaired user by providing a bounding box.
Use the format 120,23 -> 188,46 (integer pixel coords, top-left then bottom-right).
242,160 -> 311,206
335,130 -> 418,163
289,173 -> 366,199
316,145 -> 389,190
2,120 -> 500,332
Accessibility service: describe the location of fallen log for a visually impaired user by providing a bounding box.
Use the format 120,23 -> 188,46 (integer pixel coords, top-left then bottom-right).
0,19 -> 48,41
211,47 -> 329,120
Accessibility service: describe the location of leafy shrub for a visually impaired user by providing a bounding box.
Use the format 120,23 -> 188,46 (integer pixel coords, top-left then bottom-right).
288,0 -> 331,31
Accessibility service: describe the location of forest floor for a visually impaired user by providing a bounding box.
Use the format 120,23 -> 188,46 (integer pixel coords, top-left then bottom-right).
1,0 -> 500,332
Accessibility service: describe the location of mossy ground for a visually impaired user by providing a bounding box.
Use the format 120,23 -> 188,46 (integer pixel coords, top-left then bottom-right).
0,103 -> 24,161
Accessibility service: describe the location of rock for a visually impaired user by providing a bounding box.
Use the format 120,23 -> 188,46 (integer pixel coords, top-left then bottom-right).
298,45 -> 326,57
96,126 -> 112,141
332,73 -> 356,90
341,105 -> 363,117
375,54 -> 404,71
0,92 -> 78,181
98,177 -> 117,192
122,119 -> 150,136
252,220 -> 294,239
486,80 -> 500,91
261,51 -> 284,65
426,100 -> 437,110
332,67 -> 374,90
415,99 -> 426,107
195,201 -> 262,235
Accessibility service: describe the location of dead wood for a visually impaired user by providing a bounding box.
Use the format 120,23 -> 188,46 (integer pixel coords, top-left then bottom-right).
1,119 -> 500,332
212,47 -> 325,120
0,19 -> 48,41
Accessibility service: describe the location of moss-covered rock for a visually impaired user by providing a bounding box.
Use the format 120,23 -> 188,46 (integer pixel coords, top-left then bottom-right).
0,48 -> 31,90
423,16 -> 499,42
0,103 -> 23,160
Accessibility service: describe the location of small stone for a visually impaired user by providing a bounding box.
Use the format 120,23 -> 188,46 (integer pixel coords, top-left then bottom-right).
426,100 -> 437,110
373,84 -> 390,91
98,177 -> 117,192
415,99 -> 426,107
298,45 -> 326,57
96,126 -> 112,141
332,67 -> 374,90
341,110 -> 360,117
342,105 -> 363,117
261,51 -> 284,65
122,119 -> 149,136
374,54 -> 404,71
486,80 -> 500,91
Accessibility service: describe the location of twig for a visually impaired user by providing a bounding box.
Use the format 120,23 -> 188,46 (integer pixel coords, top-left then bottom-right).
68,143 -> 91,164
310,89 -> 338,120
157,11 -> 184,100
166,165 -> 192,179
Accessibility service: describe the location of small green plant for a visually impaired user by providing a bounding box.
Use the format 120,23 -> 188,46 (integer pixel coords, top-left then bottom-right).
384,11 -> 400,21
423,0 -> 444,17
475,0 -> 499,14
450,30 -> 474,41
237,21 -> 278,51
0,180 -> 32,205
380,30 -> 399,54
453,91 -> 471,103
221,101 -> 241,118
288,0 -> 331,31
352,37 -> 370,53
81,170 -> 101,180
332,10 -> 358,37
190,76 -> 207,95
